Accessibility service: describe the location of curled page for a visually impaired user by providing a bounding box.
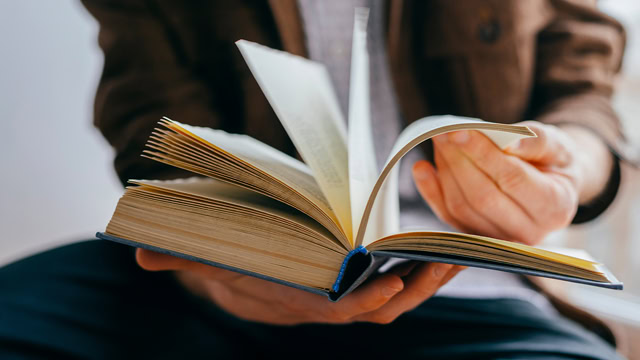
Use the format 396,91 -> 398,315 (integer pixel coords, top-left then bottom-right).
347,8 -> 398,244
356,115 -> 537,247
237,40 -> 353,245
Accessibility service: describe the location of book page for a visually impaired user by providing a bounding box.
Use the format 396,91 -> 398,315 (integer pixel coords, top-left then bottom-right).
365,230 -> 621,287
356,115 -> 536,247
148,119 -> 351,249
237,40 -> 353,245
347,8 -> 400,244
110,178 -> 347,291
370,230 -> 601,272
166,120 -> 331,211
129,178 -> 344,251
367,230 -> 619,284
536,246 -> 597,263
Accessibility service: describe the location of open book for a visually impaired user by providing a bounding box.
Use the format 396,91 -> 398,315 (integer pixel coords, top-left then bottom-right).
98,9 -> 621,300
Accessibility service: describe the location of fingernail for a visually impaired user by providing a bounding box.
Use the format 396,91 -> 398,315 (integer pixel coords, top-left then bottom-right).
450,131 -> 470,144
433,263 -> 452,278
434,134 -> 448,144
381,286 -> 402,297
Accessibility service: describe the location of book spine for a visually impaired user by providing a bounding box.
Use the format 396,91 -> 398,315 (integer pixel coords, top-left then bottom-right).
332,246 -> 368,292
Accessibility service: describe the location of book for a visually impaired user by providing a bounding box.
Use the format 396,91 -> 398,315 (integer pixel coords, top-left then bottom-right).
98,9 -> 622,301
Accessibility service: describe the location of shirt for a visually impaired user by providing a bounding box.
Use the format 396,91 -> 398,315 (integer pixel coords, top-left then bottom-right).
296,0 -> 556,312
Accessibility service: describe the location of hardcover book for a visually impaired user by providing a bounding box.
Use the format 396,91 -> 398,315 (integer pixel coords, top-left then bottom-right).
98,9 -> 621,301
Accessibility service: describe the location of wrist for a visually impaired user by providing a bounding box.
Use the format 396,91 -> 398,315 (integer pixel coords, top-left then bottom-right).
559,124 -> 614,205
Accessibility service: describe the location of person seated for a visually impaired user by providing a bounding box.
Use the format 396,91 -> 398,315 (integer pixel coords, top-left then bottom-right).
1,1 -> 635,358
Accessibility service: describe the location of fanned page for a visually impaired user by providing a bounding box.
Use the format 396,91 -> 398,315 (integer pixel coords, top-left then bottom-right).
236,40 -> 354,246
357,115 -> 536,247
347,8 -> 400,244
143,118 -> 350,248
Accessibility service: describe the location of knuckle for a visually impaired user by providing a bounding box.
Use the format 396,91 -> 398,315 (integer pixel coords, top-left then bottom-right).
496,165 -> 526,192
355,297 -> 385,313
472,141 -> 494,167
408,286 -> 436,300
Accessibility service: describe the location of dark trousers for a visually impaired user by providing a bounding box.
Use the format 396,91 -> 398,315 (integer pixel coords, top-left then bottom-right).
0,240 -> 622,359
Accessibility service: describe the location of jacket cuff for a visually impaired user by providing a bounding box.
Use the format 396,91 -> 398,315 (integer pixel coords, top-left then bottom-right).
571,154 -> 621,224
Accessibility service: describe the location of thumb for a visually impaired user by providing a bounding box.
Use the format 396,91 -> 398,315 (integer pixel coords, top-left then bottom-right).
505,122 -> 571,166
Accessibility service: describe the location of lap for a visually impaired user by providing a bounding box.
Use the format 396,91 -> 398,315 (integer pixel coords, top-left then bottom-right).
0,240 -> 621,359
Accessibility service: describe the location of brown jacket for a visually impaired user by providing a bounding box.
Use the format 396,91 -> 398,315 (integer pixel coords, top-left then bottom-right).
82,0 -> 634,222
82,0 -> 631,348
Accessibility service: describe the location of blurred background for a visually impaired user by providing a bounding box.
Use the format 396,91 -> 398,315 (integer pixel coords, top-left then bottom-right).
1,0 -> 638,344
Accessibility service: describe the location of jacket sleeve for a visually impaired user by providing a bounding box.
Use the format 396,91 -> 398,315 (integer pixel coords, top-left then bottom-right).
533,0 -> 637,222
81,0 -> 222,185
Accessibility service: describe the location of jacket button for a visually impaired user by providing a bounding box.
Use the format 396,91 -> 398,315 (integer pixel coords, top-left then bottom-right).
477,20 -> 501,43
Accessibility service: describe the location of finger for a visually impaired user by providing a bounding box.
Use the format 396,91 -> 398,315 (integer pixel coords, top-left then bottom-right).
136,248 -> 191,270
203,279 -> 338,325
218,278 -> 336,324
202,280 -> 305,325
388,261 -> 418,278
354,262 -> 459,324
412,160 -> 468,231
228,272 -> 403,324
447,130 -> 557,215
139,248 -> 402,324
438,265 -> 466,286
312,273 -> 404,323
433,143 -> 507,238
505,122 -> 571,166
436,135 -> 540,242
136,248 -> 240,281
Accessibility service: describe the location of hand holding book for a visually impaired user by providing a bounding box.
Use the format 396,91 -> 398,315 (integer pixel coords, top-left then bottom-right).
137,246 -> 464,325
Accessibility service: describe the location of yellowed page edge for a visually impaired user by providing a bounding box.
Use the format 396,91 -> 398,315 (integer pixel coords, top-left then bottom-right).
371,230 -> 601,273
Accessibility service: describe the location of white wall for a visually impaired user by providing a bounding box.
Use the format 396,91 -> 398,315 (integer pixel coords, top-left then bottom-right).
0,1 -> 122,265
